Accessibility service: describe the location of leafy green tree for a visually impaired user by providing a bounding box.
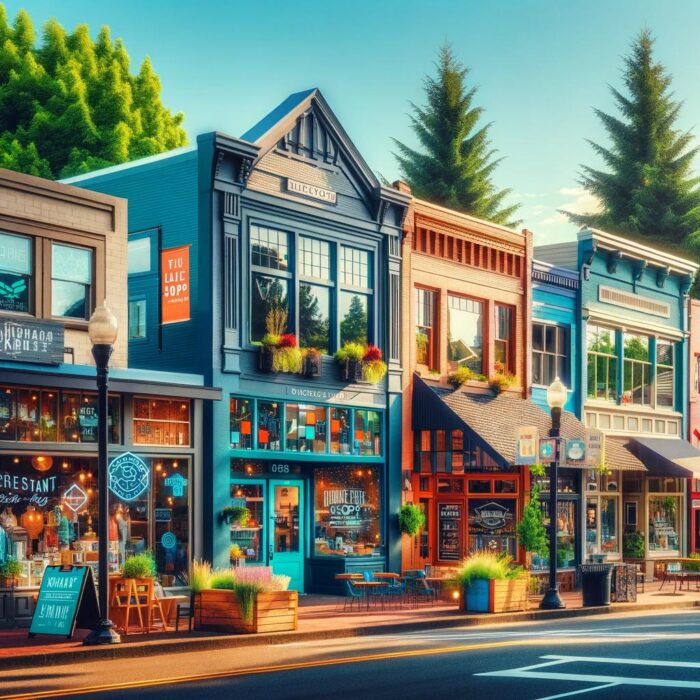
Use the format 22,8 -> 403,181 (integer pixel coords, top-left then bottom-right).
298,284 -> 329,353
517,485 -> 548,559
340,294 -> 368,346
393,44 -> 520,227
566,30 -> 700,257
0,4 -> 187,178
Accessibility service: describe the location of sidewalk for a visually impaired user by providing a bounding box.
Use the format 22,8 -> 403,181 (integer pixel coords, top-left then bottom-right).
1,579 -> 698,670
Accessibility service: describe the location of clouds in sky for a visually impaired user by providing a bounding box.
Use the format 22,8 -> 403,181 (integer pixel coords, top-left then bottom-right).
538,187 -> 601,227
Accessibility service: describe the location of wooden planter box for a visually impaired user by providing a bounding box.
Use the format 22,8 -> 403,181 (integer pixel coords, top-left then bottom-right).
194,589 -> 298,634
462,576 -> 528,613
340,358 -> 363,382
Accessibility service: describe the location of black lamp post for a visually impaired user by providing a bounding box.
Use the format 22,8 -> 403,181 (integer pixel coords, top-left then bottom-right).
540,376 -> 568,610
84,301 -> 121,645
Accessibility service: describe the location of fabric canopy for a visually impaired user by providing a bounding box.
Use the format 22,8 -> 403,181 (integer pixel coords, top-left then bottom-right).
629,437 -> 700,478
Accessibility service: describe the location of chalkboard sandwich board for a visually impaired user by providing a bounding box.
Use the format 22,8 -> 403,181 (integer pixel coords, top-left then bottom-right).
29,565 -> 99,639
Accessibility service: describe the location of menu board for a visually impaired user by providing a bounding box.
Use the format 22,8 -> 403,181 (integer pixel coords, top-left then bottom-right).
438,503 -> 462,561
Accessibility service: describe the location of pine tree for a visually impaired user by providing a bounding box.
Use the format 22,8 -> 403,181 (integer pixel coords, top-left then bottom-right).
566,30 -> 700,255
0,4 -> 187,178
393,44 -> 520,227
516,485 -> 548,559
340,295 -> 368,346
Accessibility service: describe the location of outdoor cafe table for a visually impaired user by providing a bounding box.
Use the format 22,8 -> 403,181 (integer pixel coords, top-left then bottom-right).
155,595 -> 190,631
373,573 -> 400,580
657,558 -> 700,592
351,581 -> 388,609
334,573 -> 363,581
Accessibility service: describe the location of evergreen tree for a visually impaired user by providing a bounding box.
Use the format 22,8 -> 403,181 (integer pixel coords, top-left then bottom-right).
340,295 -> 368,346
393,44 -> 520,227
566,30 -> 700,256
298,284 -> 329,353
517,485 -> 548,559
0,4 -> 187,178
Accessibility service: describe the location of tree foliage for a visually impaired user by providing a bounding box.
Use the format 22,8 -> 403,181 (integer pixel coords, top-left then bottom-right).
0,5 -> 187,178
566,30 -> 700,259
393,44 -> 520,227
516,485 -> 548,558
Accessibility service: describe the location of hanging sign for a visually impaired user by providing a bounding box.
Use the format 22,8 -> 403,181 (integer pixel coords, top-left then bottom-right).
161,245 -> 190,324
515,426 -> 539,465
586,428 -> 604,467
564,439 -> 586,467
29,565 -> 99,638
0,318 -> 64,365
539,438 -> 557,463
164,473 -> 188,497
108,452 -> 150,501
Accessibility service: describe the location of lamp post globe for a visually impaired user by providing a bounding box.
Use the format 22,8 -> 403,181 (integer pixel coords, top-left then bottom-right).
540,376 -> 568,611
84,300 -> 121,645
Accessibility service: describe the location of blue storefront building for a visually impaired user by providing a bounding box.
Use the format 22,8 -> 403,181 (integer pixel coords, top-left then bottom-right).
70,90 -> 410,592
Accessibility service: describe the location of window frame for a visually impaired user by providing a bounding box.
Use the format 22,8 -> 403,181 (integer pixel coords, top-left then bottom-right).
532,322 -> 570,387
446,292 -> 485,374
655,339 -> 675,410
0,230 -> 34,316
415,286 -> 438,370
586,324 -> 618,402
622,332 -> 651,406
128,297 -> 148,342
494,303 -> 515,374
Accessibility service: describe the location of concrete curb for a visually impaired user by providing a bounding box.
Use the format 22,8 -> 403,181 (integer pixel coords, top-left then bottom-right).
1,598 -> 698,671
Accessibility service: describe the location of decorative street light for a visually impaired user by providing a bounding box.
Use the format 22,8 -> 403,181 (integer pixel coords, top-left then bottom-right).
540,376 -> 568,610
84,301 -> 121,645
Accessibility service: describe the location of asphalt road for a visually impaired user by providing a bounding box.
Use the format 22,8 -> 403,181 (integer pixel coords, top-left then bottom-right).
4,610 -> 700,699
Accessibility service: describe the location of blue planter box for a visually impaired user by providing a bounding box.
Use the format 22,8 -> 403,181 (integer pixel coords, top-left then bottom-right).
464,579 -> 490,612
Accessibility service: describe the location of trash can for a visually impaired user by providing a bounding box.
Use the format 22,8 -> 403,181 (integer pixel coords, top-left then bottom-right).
579,564 -> 613,606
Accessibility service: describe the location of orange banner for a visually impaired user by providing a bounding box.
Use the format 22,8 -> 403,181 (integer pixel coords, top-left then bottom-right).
161,245 -> 190,324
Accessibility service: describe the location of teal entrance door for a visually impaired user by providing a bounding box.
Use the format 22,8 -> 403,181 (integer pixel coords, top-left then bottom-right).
269,480 -> 304,591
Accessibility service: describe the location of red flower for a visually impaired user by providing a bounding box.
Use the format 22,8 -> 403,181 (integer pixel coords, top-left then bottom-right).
279,333 -> 297,348
363,344 -> 382,362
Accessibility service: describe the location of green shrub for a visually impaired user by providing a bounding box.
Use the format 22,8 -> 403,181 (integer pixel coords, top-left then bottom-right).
517,485 -> 548,558
623,531 -> 645,559
334,342 -> 365,363
686,553 -> 700,572
0,557 -> 23,578
122,552 -> 156,579
210,570 -> 237,590
222,505 -> 251,526
448,366 -> 474,388
489,372 -> 515,394
398,503 -> 425,536
452,551 -> 523,587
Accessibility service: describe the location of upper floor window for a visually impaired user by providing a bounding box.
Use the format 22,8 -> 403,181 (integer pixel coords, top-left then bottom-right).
299,237 -> 331,354
415,287 -> 437,369
339,246 -> 371,346
622,333 -> 651,405
127,237 -> 153,274
128,299 -> 147,340
656,340 -> 675,408
0,232 -> 32,314
587,324 -> 616,402
532,323 -> 569,386
447,295 -> 483,374
251,225 -> 289,271
494,304 -> 514,373
51,243 -> 93,320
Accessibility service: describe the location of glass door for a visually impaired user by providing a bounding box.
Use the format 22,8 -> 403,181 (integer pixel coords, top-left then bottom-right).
269,480 -> 304,591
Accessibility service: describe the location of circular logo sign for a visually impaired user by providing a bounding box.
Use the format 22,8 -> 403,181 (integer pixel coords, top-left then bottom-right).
108,452 -> 150,502
161,531 -> 177,550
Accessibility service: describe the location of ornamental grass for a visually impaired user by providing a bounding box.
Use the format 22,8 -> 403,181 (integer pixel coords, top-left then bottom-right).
452,551 -> 524,588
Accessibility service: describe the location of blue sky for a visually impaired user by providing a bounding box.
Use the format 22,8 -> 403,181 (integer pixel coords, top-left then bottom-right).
6,0 -> 700,243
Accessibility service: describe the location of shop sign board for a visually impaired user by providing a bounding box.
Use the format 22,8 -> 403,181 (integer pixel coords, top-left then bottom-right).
469,500 -> 514,533
164,473 -> 188,497
108,452 -> 150,501
0,318 -> 64,365
585,428 -> 604,466
0,470 -> 57,507
564,439 -> 586,467
539,438 -> 557,463
29,565 -> 99,638
324,488 -> 366,529
161,245 -> 190,324
154,508 -> 172,522
515,426 -> 539,465
438,503 -> 461,561
286,178 -> 337,204
231,459 -> 306,477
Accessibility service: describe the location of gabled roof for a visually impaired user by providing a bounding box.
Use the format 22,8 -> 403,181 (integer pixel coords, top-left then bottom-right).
239,88 -> 379,197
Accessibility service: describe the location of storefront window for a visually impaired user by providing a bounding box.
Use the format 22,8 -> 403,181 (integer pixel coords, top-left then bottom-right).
133,398 -> 190,446
355,409 -> 380,456
468,498 -> 517,557
330,407 -> 351,454
648,496 -> 681,553
533,500 -> 577,570
257,401 -> 281,451
587,325 -> 616,401
230,397 -> 253,449
623,333 -> 651,405
314,465 -> 382,557
586,496 -> 618,557
656,340 -> 674,408
0,231 -> 32,314
230,483 -> 264,563
285,404 -> 327,452
447,295 -> 483,373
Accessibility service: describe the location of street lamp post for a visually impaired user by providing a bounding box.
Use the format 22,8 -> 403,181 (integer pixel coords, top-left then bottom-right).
84,301 -> 121,645
540,376 -> 568,611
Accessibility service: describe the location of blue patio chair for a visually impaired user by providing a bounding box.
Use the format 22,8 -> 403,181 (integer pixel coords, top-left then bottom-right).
414,574 -> 437,604
363,570 -> 374,581
343,579 -> 365,612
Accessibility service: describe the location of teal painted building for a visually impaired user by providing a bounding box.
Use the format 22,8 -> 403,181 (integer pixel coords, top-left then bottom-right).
68,90 -> 409,592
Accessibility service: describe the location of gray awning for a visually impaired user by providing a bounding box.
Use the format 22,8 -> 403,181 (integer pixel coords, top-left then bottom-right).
629,437 -> 700,478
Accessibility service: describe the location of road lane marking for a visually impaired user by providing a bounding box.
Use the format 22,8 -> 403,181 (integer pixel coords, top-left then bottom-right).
542,654 -> 700,669
536,683 -> 620,700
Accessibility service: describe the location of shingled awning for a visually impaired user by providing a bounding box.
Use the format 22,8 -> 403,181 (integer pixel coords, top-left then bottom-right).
629,437 -> 700,478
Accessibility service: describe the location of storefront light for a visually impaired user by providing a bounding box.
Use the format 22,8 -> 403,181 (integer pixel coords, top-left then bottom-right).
173,460 -> 178,468
12,457 -> 19,464
155,463 -> 162,471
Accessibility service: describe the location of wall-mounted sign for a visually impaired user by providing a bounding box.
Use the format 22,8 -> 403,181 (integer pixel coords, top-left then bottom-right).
0,318 -> 64,365
62,484 -> 88,513
286,179 -> 337,204
161,245 -> 190,324
154,508 -> 172,522
565,439 -> 586,467
29,565 -> 99,638
469,500 -> 515,533
78,400 -> 98,442
230,459 -> 306,477
108,452 -> 150,501
164,473 -> 188,497
539,438 -> 557,463
515,426 -> 539,465
160,531 -> 177,550
438,503 -> 462,561
585,428 -> 603,466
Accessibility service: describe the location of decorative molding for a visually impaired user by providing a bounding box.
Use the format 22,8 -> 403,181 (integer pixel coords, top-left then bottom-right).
598,285 -> 670,319
238,157 -> 253,184
656,266 -> 670,289
606,249 -> 622,274
532,267 -> 579,290
632,259 -> 647,290
215,150 -> 225,178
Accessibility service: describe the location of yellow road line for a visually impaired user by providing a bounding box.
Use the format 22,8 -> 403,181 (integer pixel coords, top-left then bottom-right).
1,638 -> 559,700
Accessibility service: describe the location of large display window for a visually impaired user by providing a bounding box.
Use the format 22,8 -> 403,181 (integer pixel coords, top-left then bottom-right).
467,498 -> 517,557
313,465 -> 382,558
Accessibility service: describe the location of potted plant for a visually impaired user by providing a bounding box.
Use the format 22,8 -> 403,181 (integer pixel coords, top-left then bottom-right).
302,347 -> 322,378
192,562 -> 297,634
623,531 -> 645,559
222,505 -> 251,527
0,557 -> 23,588
122,552 -> 157,579
398,503 -> 425,566
448,366 -> 474,388
452,551 -> 528,613
230,544 -> 246,567
489,371 -> 515,394
361,345 -> 387,384
334,342 -> 365,382
257,307 -> 302,374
